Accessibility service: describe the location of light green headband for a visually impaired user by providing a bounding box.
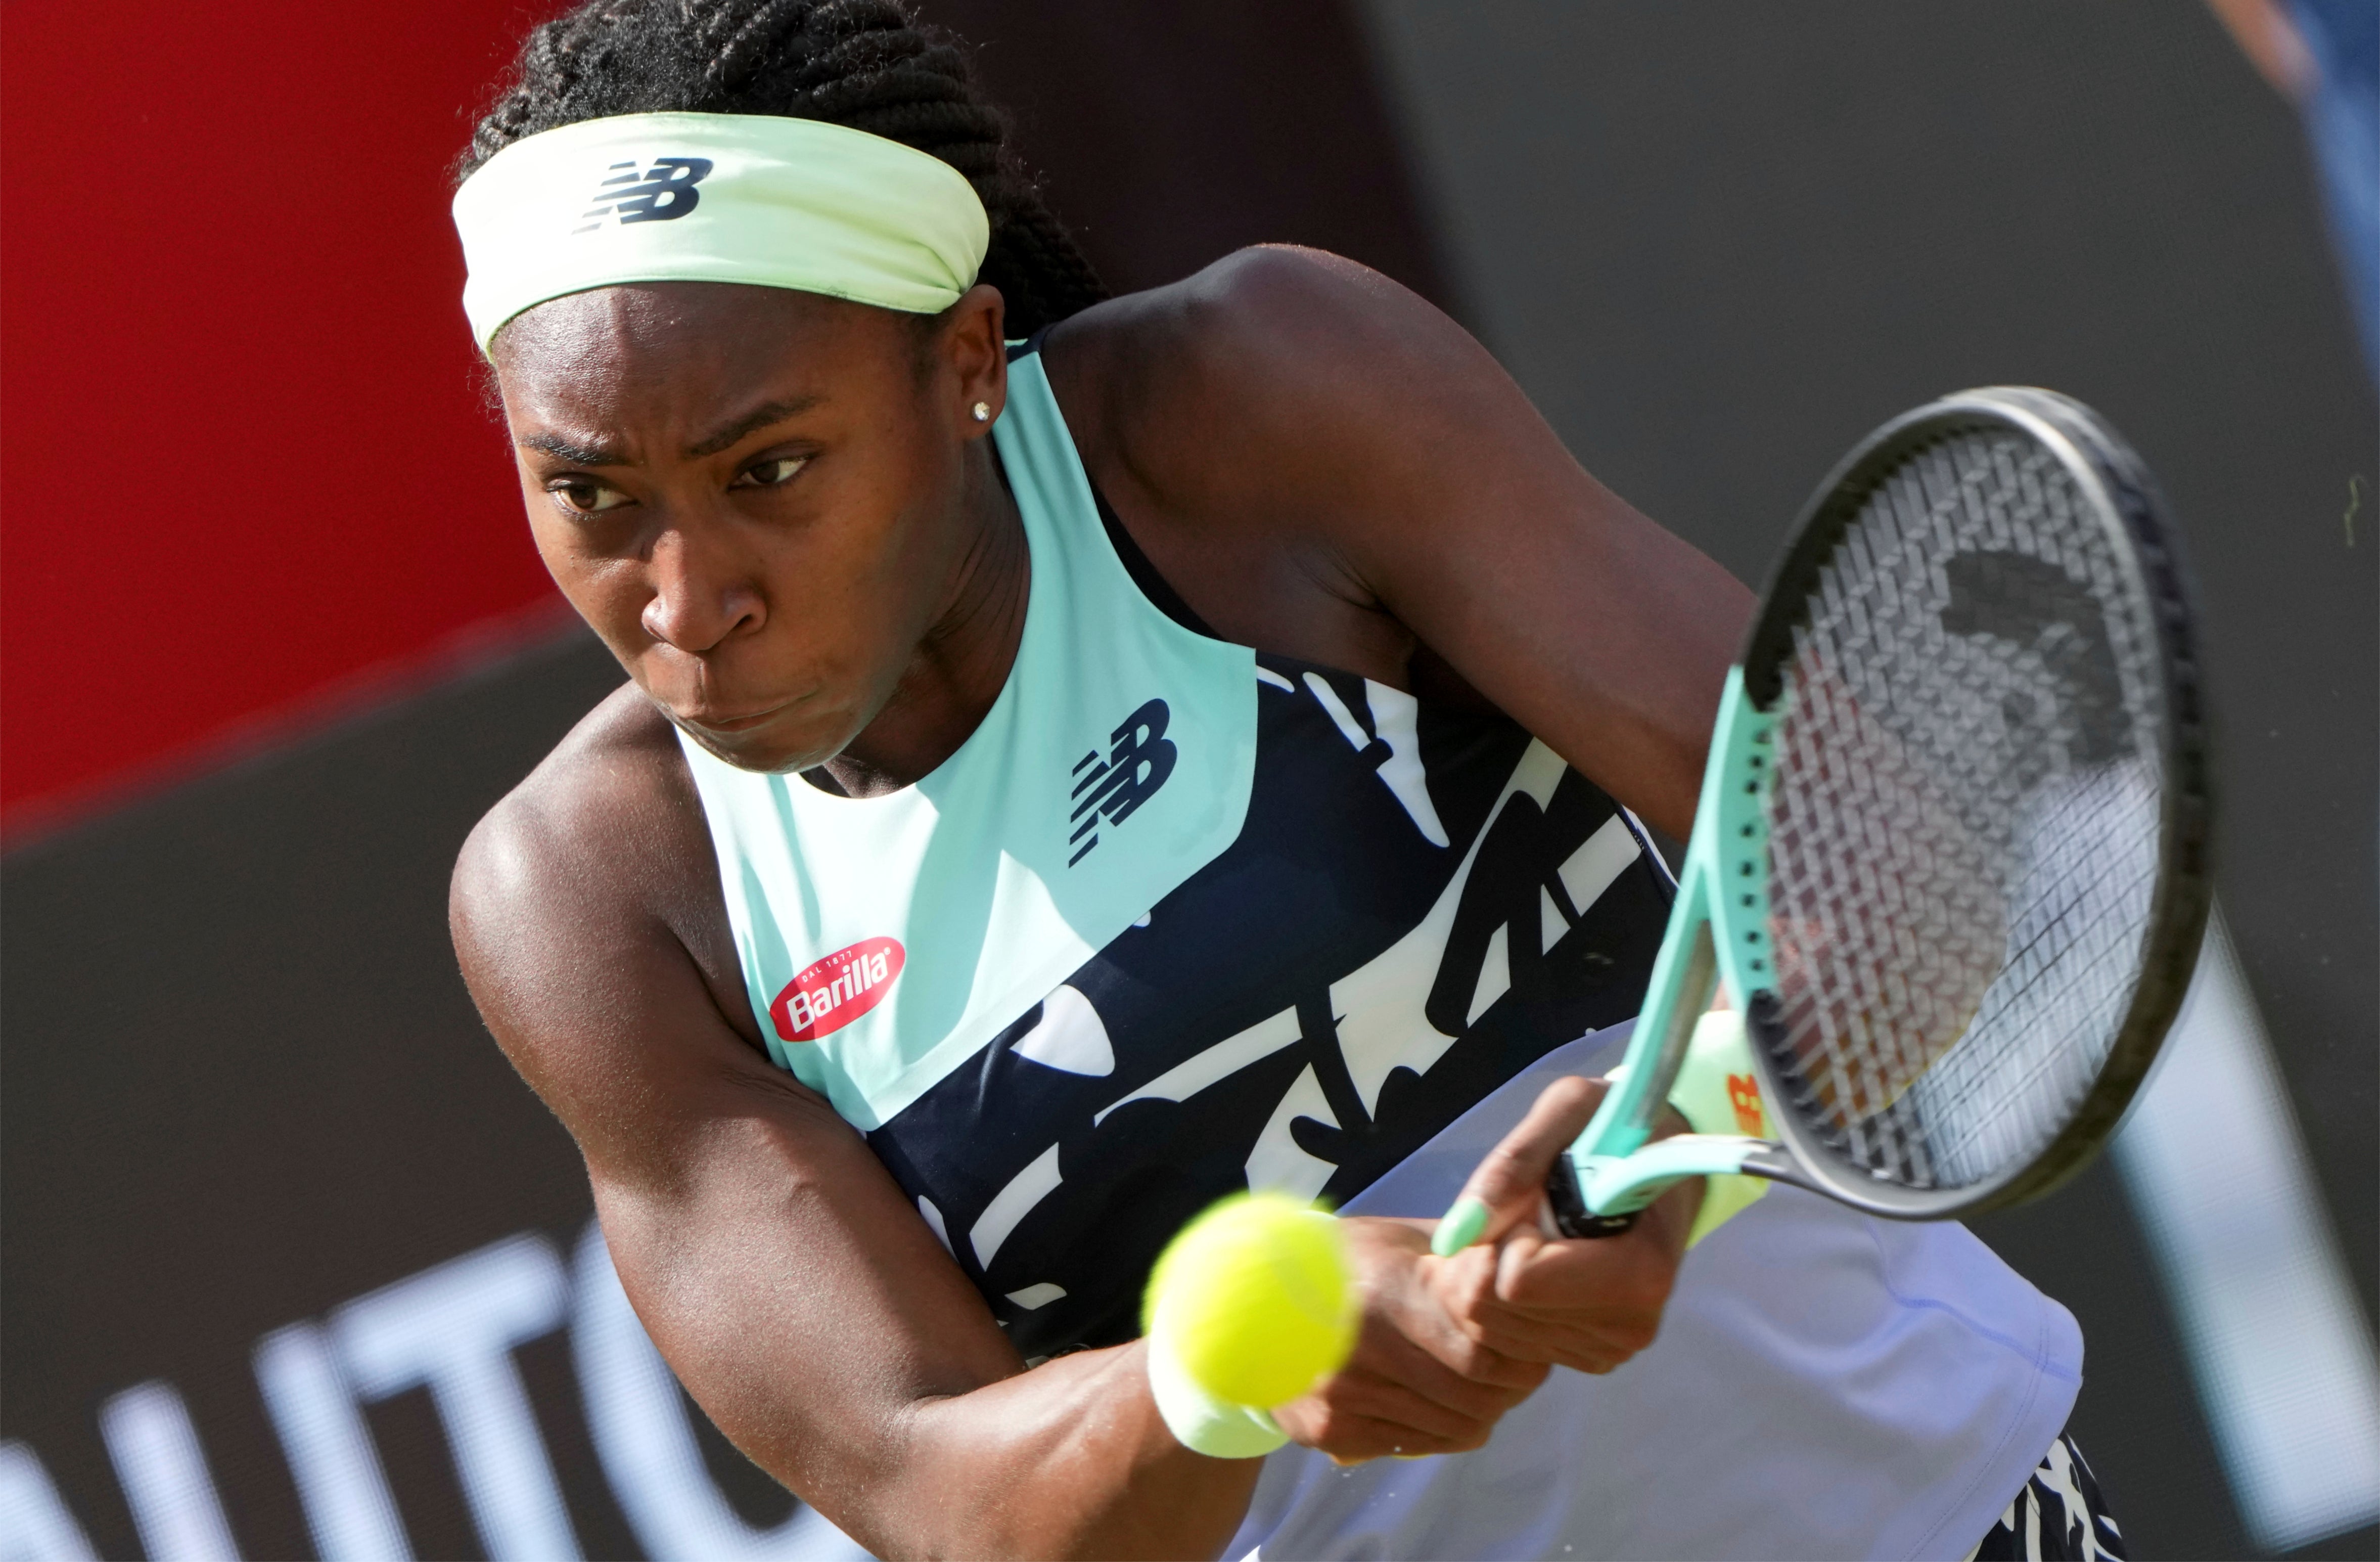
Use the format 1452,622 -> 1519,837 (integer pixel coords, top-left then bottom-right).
453,112 -> 990,354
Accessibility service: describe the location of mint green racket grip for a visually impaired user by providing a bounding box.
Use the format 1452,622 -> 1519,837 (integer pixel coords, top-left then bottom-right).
1431,1196 -> 1493,1257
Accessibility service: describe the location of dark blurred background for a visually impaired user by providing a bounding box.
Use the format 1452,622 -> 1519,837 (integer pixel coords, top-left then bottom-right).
3,3 -> 2372,1558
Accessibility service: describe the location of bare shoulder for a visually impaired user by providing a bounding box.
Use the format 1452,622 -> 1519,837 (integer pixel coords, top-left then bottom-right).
454,682 -> 689,924
1048,244 -> 1496,520
1041,246 -> 1592,686
1051,244 -> 1468,409
450,682 -> 759,1062
1047,247 -> 1748,833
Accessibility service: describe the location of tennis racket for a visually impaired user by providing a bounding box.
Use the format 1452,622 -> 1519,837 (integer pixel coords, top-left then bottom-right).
1529,387 -> 2211,1236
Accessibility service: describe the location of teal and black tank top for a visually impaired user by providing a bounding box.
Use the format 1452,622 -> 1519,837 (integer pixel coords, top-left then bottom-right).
677,340 -> 1671,1362
678,342 -> 2087,1559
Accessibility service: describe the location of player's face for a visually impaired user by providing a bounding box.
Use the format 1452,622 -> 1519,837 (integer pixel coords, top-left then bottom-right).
491,281 -> 1005,773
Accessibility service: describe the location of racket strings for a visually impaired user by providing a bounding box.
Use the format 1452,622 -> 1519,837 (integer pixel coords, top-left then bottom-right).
1759,430 -> 2166,1191
1919,769 -> 2159,1178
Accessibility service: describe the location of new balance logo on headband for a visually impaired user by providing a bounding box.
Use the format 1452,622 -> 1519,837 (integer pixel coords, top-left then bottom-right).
574,158 -> 712,233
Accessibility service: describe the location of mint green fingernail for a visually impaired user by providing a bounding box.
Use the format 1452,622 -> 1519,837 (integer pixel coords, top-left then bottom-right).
1433,1196 -> 1491,1257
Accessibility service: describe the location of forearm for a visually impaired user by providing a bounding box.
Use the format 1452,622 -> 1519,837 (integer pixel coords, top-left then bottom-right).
873,1342 -> 1262,1561
604,1158 -> 1260,1560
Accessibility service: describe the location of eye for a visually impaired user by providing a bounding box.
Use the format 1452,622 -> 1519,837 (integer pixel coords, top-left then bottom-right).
731,455 -> 808,489
548,478 -> 631,515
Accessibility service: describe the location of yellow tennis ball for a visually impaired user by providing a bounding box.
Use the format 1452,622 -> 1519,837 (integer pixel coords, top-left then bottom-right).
1142,1192 -> 1359,1409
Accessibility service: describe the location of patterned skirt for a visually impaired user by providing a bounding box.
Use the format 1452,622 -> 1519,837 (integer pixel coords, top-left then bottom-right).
1964,1434 -> 2127,1561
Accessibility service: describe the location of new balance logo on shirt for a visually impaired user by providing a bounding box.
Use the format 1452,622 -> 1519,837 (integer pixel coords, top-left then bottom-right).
575,158 -> 711,233
1069,699 -> 1176,866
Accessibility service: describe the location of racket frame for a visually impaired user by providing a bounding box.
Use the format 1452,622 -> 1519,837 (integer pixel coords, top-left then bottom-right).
1556,387 -> 2212,1227
1558,665 -> 1782,1216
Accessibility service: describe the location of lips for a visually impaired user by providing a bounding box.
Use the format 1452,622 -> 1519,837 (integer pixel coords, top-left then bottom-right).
672,685 -> 841,762
683,703 -> 789,735
677,686 -> 823,736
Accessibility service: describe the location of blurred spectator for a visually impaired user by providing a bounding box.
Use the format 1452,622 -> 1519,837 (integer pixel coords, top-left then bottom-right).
2209,0 -> 2380,382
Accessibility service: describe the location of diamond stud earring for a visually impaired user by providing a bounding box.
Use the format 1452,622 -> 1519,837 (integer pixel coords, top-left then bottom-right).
971,401 -> 993,423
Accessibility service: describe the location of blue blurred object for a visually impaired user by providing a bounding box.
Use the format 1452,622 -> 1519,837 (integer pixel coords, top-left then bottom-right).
2289,0 -> 2380,381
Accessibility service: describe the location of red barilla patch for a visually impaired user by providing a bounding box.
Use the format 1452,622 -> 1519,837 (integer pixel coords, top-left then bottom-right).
770,937 -> 904,1042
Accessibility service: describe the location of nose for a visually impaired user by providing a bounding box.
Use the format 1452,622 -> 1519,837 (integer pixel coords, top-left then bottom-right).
640,524 -> 762,653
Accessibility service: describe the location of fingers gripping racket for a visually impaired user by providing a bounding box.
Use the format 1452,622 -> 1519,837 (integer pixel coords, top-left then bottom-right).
1529,388 -> 2212,1238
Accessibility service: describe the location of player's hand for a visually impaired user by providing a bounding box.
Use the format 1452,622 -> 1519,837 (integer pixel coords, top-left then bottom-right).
1422,1075 -> 1701,1375
1268,1216 -> 1548,1464
1270,1079 -> 1700,1463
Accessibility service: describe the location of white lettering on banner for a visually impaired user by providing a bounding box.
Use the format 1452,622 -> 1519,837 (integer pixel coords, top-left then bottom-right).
329,1234 -> 581,1561
254,1322 -> 410,1561
0,1225 -> 867,1562
99,1383 -> 239,1562
571,1224 -> 858,1561
2113,911 -> 2380,1550
0,1443 -> 96,1562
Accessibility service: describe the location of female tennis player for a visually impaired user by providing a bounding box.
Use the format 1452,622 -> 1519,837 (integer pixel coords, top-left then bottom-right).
448,3 -> 2123,1557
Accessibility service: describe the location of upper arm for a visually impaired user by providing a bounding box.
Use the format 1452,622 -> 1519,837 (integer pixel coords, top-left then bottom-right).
1069,246 -> 1753,837
446,720 -> 1022,1534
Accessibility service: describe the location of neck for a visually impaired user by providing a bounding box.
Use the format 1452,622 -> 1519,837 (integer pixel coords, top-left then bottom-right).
815,442 -> 1029,797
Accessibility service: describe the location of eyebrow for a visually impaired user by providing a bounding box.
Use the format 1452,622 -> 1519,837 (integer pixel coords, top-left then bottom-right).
684,396 -> 823,458
517,431 -> 624,466
515,395 -> 826,468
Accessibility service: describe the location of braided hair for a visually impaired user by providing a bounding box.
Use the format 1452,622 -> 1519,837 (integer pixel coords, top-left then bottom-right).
459,0 -> 1107,337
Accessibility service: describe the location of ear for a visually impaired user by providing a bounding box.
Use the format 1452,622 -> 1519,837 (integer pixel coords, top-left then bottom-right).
937,282 -> 1010,441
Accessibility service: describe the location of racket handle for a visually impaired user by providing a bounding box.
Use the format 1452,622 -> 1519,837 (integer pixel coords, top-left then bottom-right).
1545,1156 -> 1638,1239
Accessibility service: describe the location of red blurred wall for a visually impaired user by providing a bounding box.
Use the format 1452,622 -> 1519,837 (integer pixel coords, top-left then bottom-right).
1,1 -> 565,832
0,0 -> 1444,839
